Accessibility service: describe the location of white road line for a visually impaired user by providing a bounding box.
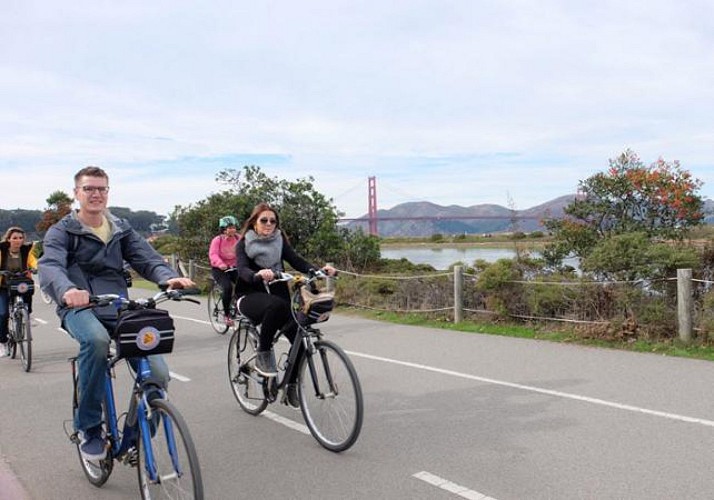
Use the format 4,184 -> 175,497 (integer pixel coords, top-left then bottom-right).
263,410 -> 310,435
413,471 -> 497,500
33,318 -> 48,325
172,315 -> 211,325
170,372 -> 191,382
347,351 -> 714,428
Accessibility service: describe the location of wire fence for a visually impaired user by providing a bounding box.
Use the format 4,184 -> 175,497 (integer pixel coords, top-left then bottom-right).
172,256 -> 714,343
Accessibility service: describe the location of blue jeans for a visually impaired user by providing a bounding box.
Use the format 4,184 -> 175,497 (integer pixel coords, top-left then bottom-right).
0,290 -> 8,344
63,309 -> 170,432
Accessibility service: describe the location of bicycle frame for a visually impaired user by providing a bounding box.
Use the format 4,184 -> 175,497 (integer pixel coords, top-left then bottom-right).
71,354 -> 182,483
10,296 -> 28,327
244,314 -> 330,403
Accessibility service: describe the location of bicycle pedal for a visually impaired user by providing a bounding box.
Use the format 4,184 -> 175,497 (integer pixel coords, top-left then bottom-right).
123,448 -> 139,467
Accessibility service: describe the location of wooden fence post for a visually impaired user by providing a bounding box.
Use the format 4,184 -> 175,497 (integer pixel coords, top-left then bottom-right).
677,268 -> 693,343
168,254 -> 178,273
326,262 -> 335,293
454,265 -> 463,324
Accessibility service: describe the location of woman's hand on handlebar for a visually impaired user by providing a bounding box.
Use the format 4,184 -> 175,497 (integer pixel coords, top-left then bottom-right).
321,265 -> 337,277
255,269 -> 275,282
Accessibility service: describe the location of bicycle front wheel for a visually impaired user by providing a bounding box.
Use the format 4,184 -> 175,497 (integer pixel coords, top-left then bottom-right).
137,398 -> 203,500
227,322 -> 268,415
207,283 -> 229,334
16,308 -> 32,372
299,339 -> 363,452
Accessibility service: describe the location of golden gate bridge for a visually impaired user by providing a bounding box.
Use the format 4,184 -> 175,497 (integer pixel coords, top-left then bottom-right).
338,176 -> 551,236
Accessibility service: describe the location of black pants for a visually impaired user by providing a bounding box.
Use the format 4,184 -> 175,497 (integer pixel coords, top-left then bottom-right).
211,268 -> 238,315
238,293 -> 303,383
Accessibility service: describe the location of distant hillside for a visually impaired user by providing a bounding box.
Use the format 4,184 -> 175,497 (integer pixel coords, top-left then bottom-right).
347,194 -> 714,237
345,195 -> 578,237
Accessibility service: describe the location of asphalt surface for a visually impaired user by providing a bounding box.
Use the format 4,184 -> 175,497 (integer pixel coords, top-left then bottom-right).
2,292 -> 714,499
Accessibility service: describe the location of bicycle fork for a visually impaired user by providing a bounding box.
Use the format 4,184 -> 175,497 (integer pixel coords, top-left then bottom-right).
134,358 -> 183,483
305,341 -> 338,400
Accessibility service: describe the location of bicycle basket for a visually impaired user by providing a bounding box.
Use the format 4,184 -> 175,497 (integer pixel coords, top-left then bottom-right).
8,278 -> 34,297
296,286 -> 335,324
113,308 -> 175,359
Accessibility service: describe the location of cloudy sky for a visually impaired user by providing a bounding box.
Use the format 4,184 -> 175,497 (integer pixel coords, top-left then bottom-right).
2,1 -> 713,218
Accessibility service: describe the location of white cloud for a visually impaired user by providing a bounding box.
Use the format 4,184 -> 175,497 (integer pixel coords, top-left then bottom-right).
2,0 -> 714,218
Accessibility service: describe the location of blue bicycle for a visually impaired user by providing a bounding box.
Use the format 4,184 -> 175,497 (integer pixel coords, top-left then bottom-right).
65,287 -> 204,499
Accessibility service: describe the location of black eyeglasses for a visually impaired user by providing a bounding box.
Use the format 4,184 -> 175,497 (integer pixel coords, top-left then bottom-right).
80,185 -> 110,194
258,217 -> 277,225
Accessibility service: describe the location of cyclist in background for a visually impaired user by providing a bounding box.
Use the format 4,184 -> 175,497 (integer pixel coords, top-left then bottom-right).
0,227 -> 37,357
39,166 -> 195,462
209,215 -> 241,327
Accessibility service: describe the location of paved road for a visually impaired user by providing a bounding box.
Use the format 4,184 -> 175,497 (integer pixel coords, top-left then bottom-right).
2,293 -> 714,499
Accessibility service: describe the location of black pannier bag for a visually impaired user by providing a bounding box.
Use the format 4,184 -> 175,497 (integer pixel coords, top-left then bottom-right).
113,308 -> 175,359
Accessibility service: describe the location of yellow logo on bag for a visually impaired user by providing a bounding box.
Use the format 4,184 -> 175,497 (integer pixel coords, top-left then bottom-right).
136,326 -> 161,351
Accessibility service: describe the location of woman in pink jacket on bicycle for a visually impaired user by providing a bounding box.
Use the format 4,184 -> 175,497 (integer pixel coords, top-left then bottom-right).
209,216 -> 241,326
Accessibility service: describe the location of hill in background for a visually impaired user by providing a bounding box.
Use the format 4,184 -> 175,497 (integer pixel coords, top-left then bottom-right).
348,195 -> 714,237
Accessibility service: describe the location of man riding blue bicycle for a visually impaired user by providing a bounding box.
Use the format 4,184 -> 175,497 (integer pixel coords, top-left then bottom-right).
39,166 -> 194,462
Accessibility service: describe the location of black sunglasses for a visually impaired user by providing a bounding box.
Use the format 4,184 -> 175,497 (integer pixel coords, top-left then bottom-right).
258,217 -> 277,225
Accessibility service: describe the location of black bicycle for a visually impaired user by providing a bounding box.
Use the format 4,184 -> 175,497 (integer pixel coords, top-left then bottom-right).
1,270 -> 34,372
207,267 -> 238,334
65,286 -> 204,499
227,269 -> 363,452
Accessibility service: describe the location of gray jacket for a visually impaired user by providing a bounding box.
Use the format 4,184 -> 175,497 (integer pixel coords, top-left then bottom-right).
38,210 -> 178,322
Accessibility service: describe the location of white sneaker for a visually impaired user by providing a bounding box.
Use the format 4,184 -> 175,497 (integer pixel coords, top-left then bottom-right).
1,344 -> 10,357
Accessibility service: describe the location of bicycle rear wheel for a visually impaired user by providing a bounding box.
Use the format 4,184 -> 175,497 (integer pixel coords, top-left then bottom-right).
207,283 -> 229,334
137,398 -> 203,499
299,339 -> 363,452
227,322 -> 268,415
16,308 -> 32,372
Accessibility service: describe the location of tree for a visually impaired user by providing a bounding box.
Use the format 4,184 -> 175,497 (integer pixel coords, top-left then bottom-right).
580,232 -> 699,283
35,190 -> 73,236
109,207 -> 165,234
171,166 -> 381,270
543,149 -> 704,265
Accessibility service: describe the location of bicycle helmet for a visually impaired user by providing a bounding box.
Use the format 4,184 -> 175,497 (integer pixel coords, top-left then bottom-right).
219,215 -> 238,229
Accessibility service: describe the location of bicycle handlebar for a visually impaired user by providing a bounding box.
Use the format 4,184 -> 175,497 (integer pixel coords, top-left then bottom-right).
88,287 -> 201,310
266,268 -> 332,286
0,270 -> 34,278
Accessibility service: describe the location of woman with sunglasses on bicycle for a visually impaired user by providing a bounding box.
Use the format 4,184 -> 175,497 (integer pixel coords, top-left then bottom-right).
0,227 -> 37,357
234,202 -> 336,407
209,215 -> 241,327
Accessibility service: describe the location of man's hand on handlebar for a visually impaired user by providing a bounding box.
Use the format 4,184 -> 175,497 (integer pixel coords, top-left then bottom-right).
166,277 -> 196,290
63,288 -> 91,308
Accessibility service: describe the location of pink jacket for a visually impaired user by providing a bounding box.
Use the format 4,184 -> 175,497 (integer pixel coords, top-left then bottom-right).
209,234 -> 241,269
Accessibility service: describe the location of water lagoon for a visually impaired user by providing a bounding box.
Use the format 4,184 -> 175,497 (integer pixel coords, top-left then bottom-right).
381,245 -> 522,270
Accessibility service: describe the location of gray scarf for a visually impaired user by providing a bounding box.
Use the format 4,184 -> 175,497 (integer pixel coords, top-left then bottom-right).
244,229 -> 283,270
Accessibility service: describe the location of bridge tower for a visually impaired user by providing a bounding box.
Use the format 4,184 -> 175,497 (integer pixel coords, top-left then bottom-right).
368,176 -> 378,236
